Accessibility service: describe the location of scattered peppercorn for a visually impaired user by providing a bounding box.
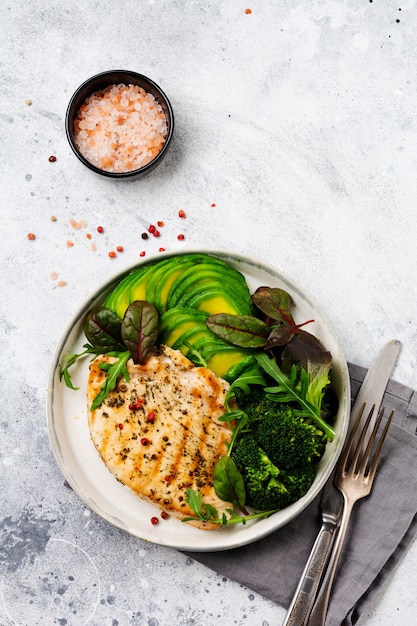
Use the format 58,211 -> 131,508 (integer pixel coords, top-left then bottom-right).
97,226 -> 104,233
211,203 -> 216,207
48,155 -> 57,162
178,209 -> 186,218
116,245 -> 124,252
148,224 -> 156,234
25,99 -> 32,106
27,233 -> 36,240
129,399 -> 144,411
160,511 -> 169,520
50,215 -> 57,222
140,250 -> 146,257
158,247 -> 166,252
118,423 -> 124,430
150,516 -> 159,525
108,251 -> 117,258
177,234 -> 185,241
141,232 -> 149,240
140,437 -> 150,446
245,8 -> 252,14
147,411 -> 156,422
157,220 -> 164,227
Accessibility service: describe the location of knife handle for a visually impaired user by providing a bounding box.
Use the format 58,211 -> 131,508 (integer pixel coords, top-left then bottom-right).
282,523 -> 337,626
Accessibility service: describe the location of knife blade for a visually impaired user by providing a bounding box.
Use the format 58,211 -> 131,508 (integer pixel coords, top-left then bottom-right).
282,339 -> 401,626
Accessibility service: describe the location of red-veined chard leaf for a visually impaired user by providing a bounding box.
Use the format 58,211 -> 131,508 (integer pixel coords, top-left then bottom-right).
251,287 -> 295,325
206,313 -> 269,348
121,301 -> 159,364
84,306 -> 125,352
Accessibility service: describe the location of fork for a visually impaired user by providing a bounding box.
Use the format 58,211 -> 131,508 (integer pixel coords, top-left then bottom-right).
307,403 -> 394,626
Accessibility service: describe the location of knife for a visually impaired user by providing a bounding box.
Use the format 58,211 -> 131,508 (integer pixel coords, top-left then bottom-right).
282,339 -> 401,626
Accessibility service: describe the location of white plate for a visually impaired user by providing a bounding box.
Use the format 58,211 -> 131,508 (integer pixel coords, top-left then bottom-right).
47,249 -> 350,551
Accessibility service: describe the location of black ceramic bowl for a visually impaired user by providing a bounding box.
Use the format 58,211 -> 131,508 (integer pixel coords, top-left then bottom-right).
65,70 -> 174,180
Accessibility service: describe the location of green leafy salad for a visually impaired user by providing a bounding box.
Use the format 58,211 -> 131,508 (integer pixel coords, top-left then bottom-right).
60,253 -> 336,527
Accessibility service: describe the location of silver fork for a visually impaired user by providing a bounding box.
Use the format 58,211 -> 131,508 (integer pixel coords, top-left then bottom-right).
307,403 -> 394,626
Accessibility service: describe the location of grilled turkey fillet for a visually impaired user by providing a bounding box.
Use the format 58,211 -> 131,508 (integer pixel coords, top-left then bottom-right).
87,345 -> 233,529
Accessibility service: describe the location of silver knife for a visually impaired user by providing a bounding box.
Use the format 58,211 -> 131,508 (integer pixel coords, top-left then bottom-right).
282,339 -> 401,626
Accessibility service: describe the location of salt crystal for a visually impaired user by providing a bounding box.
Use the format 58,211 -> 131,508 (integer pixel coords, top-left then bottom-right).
73,83 -> 168,173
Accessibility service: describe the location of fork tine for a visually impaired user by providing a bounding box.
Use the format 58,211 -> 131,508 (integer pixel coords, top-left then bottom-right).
360,406 -> 385,475
367,408 -> 394,482
338,402 -> 367,471
350,404 -> 375,474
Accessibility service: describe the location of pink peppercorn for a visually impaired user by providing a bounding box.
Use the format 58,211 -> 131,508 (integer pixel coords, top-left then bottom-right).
150,516 -> 159,525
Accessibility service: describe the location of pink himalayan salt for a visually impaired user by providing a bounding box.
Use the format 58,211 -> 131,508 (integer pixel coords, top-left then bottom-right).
73,83 -> 168,173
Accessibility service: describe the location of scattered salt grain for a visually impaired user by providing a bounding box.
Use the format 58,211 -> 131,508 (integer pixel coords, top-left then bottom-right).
70,218 -> 87,229
73,83 -> 168,173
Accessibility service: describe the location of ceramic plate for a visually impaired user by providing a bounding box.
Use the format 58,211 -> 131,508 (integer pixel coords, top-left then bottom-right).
47,249 -> 350,551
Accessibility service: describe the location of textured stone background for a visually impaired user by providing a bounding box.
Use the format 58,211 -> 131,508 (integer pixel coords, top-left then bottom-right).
1,1 -> 416,625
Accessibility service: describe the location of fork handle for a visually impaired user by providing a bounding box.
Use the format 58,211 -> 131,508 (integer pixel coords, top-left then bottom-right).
283,522 -> 338,626
307,498 -> 354,626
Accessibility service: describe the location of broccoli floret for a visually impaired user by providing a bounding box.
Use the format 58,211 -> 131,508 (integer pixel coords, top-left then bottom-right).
231,434 -> 315,512
255,403 -> 325,468
234,385 -> 270,421
279,463 -> 316,501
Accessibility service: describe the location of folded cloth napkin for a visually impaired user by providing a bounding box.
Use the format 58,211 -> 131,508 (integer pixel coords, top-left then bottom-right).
188,364 -> 417,626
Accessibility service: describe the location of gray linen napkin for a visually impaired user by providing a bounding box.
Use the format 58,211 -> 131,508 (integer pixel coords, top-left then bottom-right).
188,364 -> 417,626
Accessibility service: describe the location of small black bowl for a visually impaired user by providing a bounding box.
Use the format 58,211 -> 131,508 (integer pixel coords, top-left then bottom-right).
65,70 -> 174,180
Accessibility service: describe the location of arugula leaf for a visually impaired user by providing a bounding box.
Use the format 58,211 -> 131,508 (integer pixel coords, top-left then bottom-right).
182,489 -> 278,526
255,353 -> 335,441
225,365 -> 268,410
90,350 -> 131,411
59,344 -> 102,390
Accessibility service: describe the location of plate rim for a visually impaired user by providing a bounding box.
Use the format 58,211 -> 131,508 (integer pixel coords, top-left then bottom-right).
46,247 -> 351,551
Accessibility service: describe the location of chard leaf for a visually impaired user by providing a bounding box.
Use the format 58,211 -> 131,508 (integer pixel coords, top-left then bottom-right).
252,287 -> 295,324
213,456 -> 247,513
281,330 -> 332,374
121,301 -> 159,364
206,313 -> 269,348
84,306 -> 125,352
90,350 -> 131,411
265,324 -> 298,348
